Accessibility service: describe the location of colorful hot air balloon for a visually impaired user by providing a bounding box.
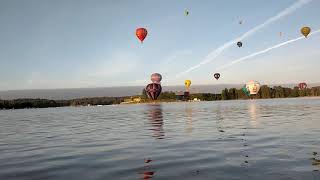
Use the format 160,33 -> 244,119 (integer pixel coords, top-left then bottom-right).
301,27 -> 311,38
185,80 -> 191,91
136,28 -> 148,43
151,73 -> 162,84
145,83 -> 162,100
298,82 -> 307,89
214,73 -> 220,80
242,86 -> 250,96
237,41 -> 243,47
245,80 -> 261,95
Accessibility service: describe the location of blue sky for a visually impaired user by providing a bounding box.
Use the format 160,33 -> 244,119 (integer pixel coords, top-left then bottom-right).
0,0 -> 319,90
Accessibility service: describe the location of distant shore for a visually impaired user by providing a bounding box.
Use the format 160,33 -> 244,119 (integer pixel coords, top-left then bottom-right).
1,85 -> 319,110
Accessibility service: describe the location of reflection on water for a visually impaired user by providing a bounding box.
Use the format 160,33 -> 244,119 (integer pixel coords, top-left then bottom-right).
248,101 -> 260,127
312,152 -> 320,171
184,106 -> 193,134
146,104 -> 164,139
215,104 -> 224,133
1,98 -> 320,180
139,159 -> 155,179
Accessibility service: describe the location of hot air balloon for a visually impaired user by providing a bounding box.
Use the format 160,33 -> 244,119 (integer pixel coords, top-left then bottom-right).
301,27 -> 311,38
237,41 -> 242,47
185,80 -> 191,91
239,20 -> 243,25
145,83 -> 162,100
151,73 -> 162,84
214,73 -> 220,80
279,32 -> 282,37
185,9 -> 189,16
245,80 -> 261,95
136,28 -> 148,43
298,82 -> 307,89
242,86 -> 250,96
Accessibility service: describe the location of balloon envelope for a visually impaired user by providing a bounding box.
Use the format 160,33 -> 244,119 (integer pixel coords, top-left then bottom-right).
151,73 -> 162,83
298,82 -> 307,89
185,10 -> 189,16
242,86 -> 250,96
145,83 -> 162,100
301,27 -> 311,38
136,28 -> 148,43
237,42 -> 242,47
214,73 -> 220,80
245,80 -> 260,95
185,80 -> 191,89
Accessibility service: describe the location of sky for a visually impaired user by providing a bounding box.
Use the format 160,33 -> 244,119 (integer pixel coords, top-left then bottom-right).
0,0 -> 319,90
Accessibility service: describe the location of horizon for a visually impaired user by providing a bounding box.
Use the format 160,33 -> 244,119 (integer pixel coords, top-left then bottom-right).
1,82 -> 320,92
0,0 -> 319,90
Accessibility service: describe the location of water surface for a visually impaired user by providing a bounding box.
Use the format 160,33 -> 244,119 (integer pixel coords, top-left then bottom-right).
1,98 -> 320,179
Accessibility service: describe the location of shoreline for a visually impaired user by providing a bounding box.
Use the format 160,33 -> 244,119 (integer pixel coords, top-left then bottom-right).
1,85 -> 319,110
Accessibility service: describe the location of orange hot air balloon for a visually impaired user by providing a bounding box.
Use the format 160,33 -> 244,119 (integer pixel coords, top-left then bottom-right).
136,28 -> 148,43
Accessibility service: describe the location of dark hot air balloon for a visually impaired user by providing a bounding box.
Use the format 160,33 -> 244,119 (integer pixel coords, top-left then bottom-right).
298,82 -> 307,89
185,9 -> 189,16
237,41 -> 242,47
214,73 -> 220,80
136,28 -> 148,43
145,83 -> 162,100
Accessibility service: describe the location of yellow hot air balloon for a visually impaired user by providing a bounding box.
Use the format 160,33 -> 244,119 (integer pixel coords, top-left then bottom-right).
301,27 -> 311,38
185,80 -> 191,91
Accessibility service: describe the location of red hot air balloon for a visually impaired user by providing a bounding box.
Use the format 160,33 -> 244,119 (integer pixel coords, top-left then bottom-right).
136,28 -> 148,43
214,73 -> 220,80
145,83 -> 162,100
298,82 -> 307,89
151,73 -> 162,84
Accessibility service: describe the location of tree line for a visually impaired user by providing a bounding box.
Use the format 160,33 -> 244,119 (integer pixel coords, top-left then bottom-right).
1,85 -> 319,110
0,97 -> 124,110
220,85 -> 320,100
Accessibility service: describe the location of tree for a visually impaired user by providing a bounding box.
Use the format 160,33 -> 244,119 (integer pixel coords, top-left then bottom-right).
142,88 -> 148,99
221,88 -> 229,100
260,85 -> 271,99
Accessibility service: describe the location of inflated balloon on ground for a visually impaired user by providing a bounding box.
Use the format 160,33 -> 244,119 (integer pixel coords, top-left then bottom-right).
245,80 -> 261,95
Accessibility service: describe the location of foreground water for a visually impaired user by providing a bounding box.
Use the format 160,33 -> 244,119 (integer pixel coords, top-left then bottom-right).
0,98 -> 319,180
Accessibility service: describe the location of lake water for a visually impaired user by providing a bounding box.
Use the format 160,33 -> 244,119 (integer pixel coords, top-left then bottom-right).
0,98 -> 320,180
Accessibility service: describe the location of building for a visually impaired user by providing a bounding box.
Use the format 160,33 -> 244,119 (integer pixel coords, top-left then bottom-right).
175,91 -> 191,101
175,91 -> 184,100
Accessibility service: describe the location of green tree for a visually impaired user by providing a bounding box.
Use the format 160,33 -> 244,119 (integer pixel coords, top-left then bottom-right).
142,88 -> 147,99
221,88 -> 229,100
260,85 -> 271,99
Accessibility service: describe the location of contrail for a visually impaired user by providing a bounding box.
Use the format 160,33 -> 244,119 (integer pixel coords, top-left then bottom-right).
175,0 -> 312,78
217,29 -> 320,71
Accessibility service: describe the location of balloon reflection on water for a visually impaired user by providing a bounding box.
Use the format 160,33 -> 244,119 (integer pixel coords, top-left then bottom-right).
248,101 -> 260,127
146,104 -> 164,139
184,105 -> 193,134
